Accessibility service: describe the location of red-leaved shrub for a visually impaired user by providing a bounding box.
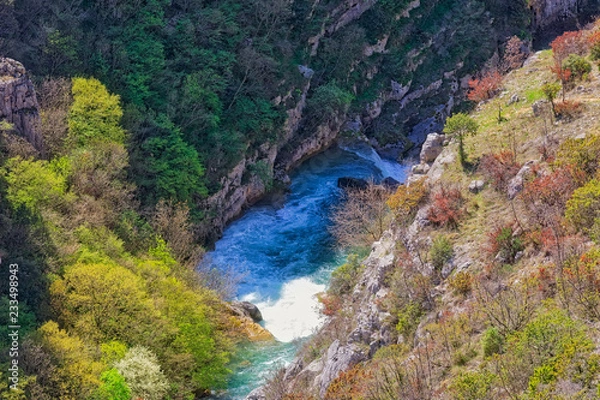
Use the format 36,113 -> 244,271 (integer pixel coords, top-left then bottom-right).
427,186 -> 465,228
467,71 -> 502,103
478,150 -> 522,193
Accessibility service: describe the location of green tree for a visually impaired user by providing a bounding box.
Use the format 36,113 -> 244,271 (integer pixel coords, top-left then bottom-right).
542,82 -> 561,116
2,157 -> 71,214
444,113 -> 478,166
50,262 -> 159,343
140,115 -> 208,204
37,321 -> 104,398
92,368 -> 131,400
68,78 -> 125,147
308,81 -> 355,123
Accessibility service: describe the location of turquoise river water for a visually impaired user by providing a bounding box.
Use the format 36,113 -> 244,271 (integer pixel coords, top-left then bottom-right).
204,144 -> 408,399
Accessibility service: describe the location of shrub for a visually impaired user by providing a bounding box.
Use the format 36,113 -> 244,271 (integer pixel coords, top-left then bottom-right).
330,182 -> 391,249
478,151 -> 521,193
325,364 -> 371,400
482,326 -> 504,357
565,178 -> 600,239
588,30 -> 600,60
486,225 -> 523,264
501,36 -> 528,72
318,293 -> 342,316
430,235 -> 453,272
449,271 -> 474,296
560,247 -> 600,320
467,70 -> 502,102
555,134 -> 600,180
554,100 -> 582,120
427,186 -> 465,229
396,302 -> 423,339
387,178 -> 428,224
522,166 -> 580,228
308,81 -> 354,122
563,54 -> 592,80
448,370 -> 495,400
329,254 -> 364,297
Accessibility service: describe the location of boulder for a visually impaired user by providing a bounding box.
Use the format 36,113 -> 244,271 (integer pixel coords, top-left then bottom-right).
412,163 -> 430,175
298,65 -> 314,79
508,160 -> 536,199
232,301 -> 263,322
419,132 -> 445,164
507,93 -> 519,105
468,179 -> 485,193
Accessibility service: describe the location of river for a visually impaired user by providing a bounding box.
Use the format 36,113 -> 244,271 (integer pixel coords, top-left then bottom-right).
204,144 -> 408,399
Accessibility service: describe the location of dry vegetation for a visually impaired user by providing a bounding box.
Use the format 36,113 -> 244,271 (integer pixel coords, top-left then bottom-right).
275,20 -> 600,400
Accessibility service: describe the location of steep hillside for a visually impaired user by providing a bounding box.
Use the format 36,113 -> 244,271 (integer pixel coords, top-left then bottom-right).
257,19 -> 600,400
2,0 -> 594,241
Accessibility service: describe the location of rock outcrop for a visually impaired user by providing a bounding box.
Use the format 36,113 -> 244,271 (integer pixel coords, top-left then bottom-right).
0,58 -> 42,152
530,0 -> 589,29
228,302 -> 273,342
274,231 -> 398,397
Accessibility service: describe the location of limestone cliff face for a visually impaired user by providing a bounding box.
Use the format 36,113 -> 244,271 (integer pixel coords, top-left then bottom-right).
530,0 -> 589,29
0,58 -> 42,152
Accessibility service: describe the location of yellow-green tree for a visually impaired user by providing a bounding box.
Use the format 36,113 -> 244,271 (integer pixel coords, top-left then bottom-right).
68,77 -> 125,147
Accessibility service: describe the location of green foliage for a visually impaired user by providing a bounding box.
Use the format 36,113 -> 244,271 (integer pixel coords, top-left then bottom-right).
329,254 -> 364,297
248,160 -> 274,191
481,326 -> 503,357
444,113 -> 479,165
0,297 -> 37,350
141,115 -> 208,203
491,226 -> 523,264
2,157 -> 71,214
449,370 -> 495,400
396,302 -> 423,339
68,78 -> 125,147
563,54 -> 592,80
37,321 -> 104,398
500,306 -> 594,397
430,235 -> 453,271
565,178 -> 600,239
92,368 -> 131,400
308,81 -> 355,122
50,262 -> 158,343
555,134 -> 600,180
449,271 -> 474,296
100,341 -> 128,365
542,82 -> 561,103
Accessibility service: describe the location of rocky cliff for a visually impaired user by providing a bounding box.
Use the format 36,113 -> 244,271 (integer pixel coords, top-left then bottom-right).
203,0 -> 600,243
0,58 -> 42,152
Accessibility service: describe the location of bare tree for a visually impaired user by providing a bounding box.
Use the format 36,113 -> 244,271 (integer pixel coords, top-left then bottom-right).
330,182 -> 391,249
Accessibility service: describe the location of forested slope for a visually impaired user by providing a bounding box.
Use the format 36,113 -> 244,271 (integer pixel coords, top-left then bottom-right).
0,1 -> 598,399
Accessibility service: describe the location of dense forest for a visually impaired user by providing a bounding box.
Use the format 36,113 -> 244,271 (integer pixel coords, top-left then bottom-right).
0,0 -> 597,399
